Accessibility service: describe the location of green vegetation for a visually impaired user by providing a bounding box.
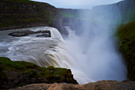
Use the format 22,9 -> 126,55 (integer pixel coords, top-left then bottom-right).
0,57 -> 40,71
0,0 -> 32,3
117,22 -> 135,81
0,57 -> 77,89
0,0 -> 57,30
116,0 -> 135,81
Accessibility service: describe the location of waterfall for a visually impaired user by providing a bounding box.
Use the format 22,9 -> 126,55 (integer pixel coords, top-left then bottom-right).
64,6 -> 127,83
5,27 -> 89,84
6,7 -> 127,84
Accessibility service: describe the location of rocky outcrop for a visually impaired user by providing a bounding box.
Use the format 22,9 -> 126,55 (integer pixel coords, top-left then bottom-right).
0,57 -> 77,89
10,80 -> 135,90
8,30 -> 51,37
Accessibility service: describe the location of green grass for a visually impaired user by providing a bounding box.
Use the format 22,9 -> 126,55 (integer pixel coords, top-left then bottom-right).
0,57 -> 40,71
0,57 -> 77,88
117,21 -> 135,80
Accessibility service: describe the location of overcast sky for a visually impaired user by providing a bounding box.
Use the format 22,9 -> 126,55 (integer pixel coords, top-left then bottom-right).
32,0 -> 123,9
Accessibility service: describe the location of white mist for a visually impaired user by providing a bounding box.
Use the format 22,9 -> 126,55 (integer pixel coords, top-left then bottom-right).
64,6 -> 127,83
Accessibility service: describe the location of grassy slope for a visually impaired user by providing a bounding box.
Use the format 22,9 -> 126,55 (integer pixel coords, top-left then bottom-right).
0,57 -> 77,89
116,0 -> 135,81
117,22 -> 135,81
0,0 -> 57,30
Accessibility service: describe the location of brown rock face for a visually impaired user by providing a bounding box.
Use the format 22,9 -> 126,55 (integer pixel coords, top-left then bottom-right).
10,80 -> 135,90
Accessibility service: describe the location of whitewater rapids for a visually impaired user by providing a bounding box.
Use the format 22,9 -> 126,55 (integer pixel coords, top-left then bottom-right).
0,25 -> 126,84
2,27 -> 90,84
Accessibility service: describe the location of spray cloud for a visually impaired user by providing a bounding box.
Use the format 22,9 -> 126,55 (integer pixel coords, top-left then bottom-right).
64,4 -> 127,83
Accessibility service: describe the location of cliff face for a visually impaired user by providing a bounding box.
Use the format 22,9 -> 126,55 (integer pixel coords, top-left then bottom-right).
0,0 -> 55,28
116,0 -> 135,81
116,0 -> 135,23
0,0 -> 68,35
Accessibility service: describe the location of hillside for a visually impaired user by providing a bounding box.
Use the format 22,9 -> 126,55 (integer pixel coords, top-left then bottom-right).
116,0 -> 135,81
0,0 -> 68,35
0,57 -> 77,89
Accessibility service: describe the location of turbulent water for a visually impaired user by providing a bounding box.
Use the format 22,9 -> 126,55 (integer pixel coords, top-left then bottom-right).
0,8 -> 127,84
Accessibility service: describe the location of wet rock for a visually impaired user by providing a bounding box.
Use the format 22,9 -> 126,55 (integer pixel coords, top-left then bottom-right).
36,33 -> 51,37
36,30 -> 51,37
8,30 -> 34,37
8,30 -> 51,37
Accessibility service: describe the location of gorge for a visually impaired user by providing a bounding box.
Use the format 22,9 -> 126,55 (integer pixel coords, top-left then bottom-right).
0,0 -> 135,89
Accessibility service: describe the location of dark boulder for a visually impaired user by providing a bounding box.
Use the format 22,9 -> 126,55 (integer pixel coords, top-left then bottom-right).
8,30 -> 51,37
8,30 -> 34,37
36,33 -> 51,37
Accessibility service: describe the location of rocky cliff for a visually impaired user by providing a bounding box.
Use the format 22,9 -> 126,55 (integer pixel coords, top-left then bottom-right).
0,0 -> 68,35
116,0 -> 135,81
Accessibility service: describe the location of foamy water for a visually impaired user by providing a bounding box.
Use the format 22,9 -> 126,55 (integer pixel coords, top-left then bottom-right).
0,24 -> 126,84
0,6 -> 127,84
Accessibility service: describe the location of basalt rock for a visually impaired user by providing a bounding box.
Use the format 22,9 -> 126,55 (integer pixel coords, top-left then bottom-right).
8,30 -> 51,37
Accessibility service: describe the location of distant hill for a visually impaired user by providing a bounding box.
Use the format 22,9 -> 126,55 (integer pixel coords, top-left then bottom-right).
0,0 -> 68,35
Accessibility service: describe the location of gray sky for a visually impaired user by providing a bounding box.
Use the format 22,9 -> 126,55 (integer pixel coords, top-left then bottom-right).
32,0 -> 123,9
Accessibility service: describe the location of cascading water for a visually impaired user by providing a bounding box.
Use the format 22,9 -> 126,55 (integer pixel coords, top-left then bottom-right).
1,5 -> 127,84
64,6 -> 127,83
6,27 -> 91,84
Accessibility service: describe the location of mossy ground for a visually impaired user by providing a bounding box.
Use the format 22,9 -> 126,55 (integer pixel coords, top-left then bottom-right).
0,57 -> 77,89
117,21 -> 135,81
